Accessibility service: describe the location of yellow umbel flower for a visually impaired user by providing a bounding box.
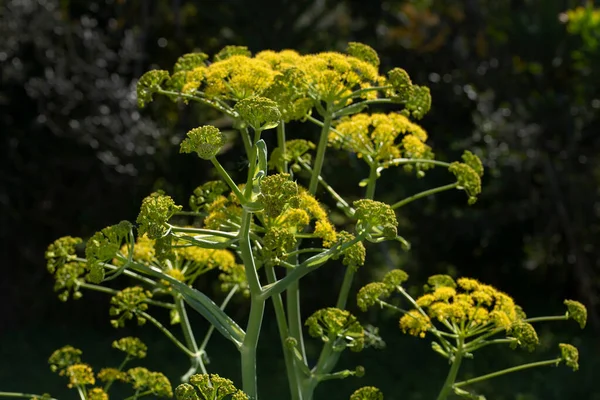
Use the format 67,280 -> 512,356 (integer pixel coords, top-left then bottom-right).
203,56 -> 277,100
331,113 -> 430,166
399,310 -> 432,338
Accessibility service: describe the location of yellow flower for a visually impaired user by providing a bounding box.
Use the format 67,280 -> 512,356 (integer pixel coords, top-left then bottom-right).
399,310 -> 432,338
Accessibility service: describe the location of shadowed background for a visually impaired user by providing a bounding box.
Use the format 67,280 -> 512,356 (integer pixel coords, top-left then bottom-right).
1,0 -> 598,399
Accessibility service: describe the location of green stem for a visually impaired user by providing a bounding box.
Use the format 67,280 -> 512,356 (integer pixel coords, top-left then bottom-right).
436,337 -> 465,400
382,158 -> 451,169
365,162 -> 378,200
454,358 -> 562,388
238,209 -> 265,399
211,157 -> 245,202
464,338 -> 517,353
308,108 -> 332,195
392,183 -> 459,209
337,85 -> 393,105
139,311 -> 196,358
175,296 -> 204,382
241,297 -> 265,400
0,393 -> 58,399
261,234 -> 365,300
524,316 -> 568,324
336,267 -> 356,310
73,258 -> 158,287
75,386 -> 86,400
240,126 -> 253,161
265,265 -> 302,400
277,121 -> 288,173
169,226 -> 239,239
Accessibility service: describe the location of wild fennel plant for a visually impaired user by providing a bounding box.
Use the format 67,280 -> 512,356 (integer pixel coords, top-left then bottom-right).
2,43 -> 586,400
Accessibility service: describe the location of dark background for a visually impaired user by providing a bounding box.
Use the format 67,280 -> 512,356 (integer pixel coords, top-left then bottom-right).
1,0 -> 599,399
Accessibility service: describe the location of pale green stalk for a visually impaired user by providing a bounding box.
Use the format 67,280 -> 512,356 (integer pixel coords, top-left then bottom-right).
365,162 -> 378,200
139,311 -> 196,358
211,157 -> 245,202
266,264 -> 303,400
436,337 -> 465,400
453,358 -> 562,388
524,316 -> 568,324
156,89 -> 234,116
277,121 -> 288,172
175,296 -> 205,382
0,393 -> 58,399
238,209 -> 265,399
392,183 -> 459,209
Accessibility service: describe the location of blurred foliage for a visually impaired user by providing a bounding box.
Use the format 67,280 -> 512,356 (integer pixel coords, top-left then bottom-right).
1,0 -> 600,399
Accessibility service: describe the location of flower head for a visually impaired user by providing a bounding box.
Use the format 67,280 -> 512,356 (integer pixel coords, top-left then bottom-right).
332,231 -> 366,270
449,162 -> 482,205
306,307 -> 365,352
52,261 -> 87,302
347,42 -> 380,67
174,52 -> 209,73
46,236 -> 82,274
350,386 -> 384,400
387,67 -> 412,102
87,388 -> 109,400
234,96 -> 281,131
559,343 -> 579,371
214,45 -> 252,61
137,70 -> 169,108
49,345 -> 83,375
403,85 -> 432,120
66,364 -> 95,388
176,374 -> 248,400
382,269 -> 409,287
109,286 -> 152,328
136,191 -> 182,239
259,173 -> 300,219
399,310 -> 432,338
127,367 -> 173,398
353,199 -> 398,239
508,322 -> 539,351
357,282 -> 392,311
112,337 -> 147,359
564,300 -> 587,329
180,126 -> 226,160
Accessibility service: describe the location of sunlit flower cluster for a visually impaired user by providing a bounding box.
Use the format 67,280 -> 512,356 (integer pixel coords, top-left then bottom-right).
330,113 -> 431,167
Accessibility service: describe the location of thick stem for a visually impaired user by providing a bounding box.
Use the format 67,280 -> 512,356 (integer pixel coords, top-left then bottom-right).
454,359 -> 561,388
276,121 -> 288,172
436,338 -> 465,400
365,162 -> 378,200
266,265 -> 302,400
238,209 -> 264,399
308,109 -> 333,195
241,297 -> 265,400
392,183 -> 459,210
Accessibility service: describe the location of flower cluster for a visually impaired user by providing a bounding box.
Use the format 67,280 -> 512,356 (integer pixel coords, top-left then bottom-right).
48,346 -> 109,398
353,199 -> 398,240
330,113 -> 431,168
305,307 -> 365,352
128,367 -> 173,398
138,43 -> 430,125
136,191 -> 182,239
180,126 -> 227,160
175,374 -> 248,400
109,286 -> 152,328
112,336 -> 148,359
357,269 -> 409,311
449,150 -> 485,205
45,236 -> 82,274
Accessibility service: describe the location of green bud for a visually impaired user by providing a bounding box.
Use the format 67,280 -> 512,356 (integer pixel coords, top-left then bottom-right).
234,96 -> 282,131
137,70 -> 169,108
180,125 -> 226,160
347,42 -> 380,67
559,343 -> 579,371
